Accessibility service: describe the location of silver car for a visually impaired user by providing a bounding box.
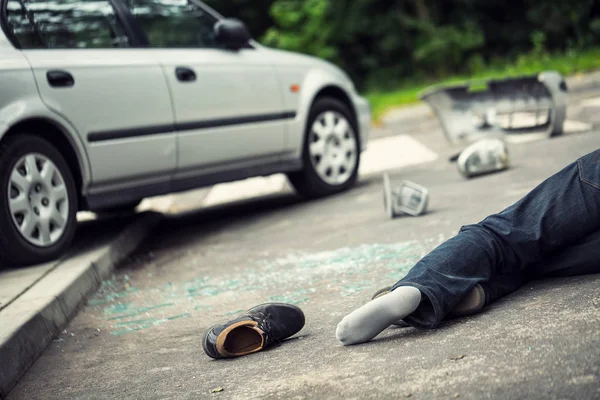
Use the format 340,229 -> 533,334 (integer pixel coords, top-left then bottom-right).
0,0 -> 370,266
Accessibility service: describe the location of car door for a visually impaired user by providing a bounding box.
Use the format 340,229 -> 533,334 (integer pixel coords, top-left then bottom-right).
13,0 -> 177,193
122,0 -> 289,181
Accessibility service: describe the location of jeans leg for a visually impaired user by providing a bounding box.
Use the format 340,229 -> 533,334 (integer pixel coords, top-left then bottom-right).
529,229 -> 600,279
392,149 -> 600,329
479,271 -> 529,307
469,228 -> 600,309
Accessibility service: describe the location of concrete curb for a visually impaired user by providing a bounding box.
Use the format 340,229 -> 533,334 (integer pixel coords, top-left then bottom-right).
0,211 -> 163,400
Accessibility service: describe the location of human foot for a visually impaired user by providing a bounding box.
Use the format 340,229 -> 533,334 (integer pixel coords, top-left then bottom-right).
336,286 -> 421,345
371,283 -> 486,324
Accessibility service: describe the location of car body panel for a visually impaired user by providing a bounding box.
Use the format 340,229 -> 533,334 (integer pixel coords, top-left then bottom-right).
21,49 -> 177,190
257,47 -> 370,155
0,0 -> 371,212
0,44 -> 92,191
152,47 -> 289,177
353,94 -> 371,151
0,20 -> 11,48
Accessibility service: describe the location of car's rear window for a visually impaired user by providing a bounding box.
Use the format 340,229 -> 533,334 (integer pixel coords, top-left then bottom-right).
2,0 -> 130,49
4,0 -> 44,48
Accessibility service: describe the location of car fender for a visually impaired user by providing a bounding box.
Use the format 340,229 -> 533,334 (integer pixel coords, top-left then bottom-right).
0,96 -> 92,193
1,44 -> 92,191
286,66 -> 357,157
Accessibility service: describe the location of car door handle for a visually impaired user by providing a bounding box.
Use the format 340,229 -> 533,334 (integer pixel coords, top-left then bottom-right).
46,70 -> 75,88
175,67 -> 196,82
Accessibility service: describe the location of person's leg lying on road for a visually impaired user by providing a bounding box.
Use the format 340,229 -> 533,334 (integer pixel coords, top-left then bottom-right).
365,226 -> 600,332
528,228 -> 600,279
368,280 -> 488,329
478,227 -> 600,309
336,149 -> 600,346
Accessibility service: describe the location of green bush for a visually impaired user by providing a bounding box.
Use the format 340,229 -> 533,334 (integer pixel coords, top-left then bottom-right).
203,0 -> 600,109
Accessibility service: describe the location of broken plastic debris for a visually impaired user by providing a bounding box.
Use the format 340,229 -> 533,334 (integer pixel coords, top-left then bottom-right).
457,138 -> 510,178
383,173 -> 429,218
211,387 -> 224,393
420,71 -> 567,145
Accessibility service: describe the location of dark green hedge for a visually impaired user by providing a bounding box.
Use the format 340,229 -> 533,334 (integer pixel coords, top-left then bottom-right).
204,0 -> 600,89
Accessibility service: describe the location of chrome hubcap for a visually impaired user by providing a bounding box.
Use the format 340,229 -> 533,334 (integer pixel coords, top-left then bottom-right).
8,153 -> 69,247
308,111 -> 358,185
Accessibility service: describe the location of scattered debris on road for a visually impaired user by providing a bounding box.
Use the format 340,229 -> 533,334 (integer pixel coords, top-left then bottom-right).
449,354 -> 466,361
420,71 -> 567,146
457,138 -> 510,178
211,387 -> 224,393
383,173 -> 429,218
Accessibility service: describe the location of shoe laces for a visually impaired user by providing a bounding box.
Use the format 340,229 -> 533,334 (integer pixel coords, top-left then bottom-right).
253,312 -> 282,345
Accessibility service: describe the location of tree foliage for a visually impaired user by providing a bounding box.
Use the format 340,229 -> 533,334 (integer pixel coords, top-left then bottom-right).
204,0 -> 600,90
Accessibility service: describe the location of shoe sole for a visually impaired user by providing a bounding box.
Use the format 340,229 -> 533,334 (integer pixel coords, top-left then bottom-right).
202,327 -> 222,359
449,284 -> 486,317
371,286 -> 393,300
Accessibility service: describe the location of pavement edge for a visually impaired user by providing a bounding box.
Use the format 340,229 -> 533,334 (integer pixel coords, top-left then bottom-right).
0,211 -> 163,400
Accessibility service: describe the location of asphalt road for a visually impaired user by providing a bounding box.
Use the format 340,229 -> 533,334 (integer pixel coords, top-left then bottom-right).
8,93 -> 600,400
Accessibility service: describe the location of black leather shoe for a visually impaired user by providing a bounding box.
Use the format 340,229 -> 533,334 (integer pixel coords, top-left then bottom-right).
202,302 -> 305,359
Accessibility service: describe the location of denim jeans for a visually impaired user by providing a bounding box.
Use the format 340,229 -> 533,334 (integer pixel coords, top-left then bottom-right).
391,148 -> 600,329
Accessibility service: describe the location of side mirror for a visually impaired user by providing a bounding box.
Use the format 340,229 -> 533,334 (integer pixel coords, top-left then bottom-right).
214,18 -> 251,50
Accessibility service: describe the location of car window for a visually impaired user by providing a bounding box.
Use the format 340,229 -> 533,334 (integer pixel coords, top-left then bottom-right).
4,1 -> 43,48
4,0 -> 130,49
122,0 -> 223,48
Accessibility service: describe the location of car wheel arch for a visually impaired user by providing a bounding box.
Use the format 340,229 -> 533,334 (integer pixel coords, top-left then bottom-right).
304,84 -> 360,150
286,95 -> 361,198
2,117 -> 86,208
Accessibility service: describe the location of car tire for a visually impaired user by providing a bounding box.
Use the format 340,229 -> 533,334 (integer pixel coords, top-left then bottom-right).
0,134 -> 78,267
288,97 -> 361,198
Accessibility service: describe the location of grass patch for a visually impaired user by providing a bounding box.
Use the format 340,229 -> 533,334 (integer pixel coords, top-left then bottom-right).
365,48 -> 600,123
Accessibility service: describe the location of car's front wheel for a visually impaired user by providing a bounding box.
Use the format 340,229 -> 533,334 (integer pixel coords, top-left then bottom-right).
0,134 -> 78,267
288,97 -> 360,198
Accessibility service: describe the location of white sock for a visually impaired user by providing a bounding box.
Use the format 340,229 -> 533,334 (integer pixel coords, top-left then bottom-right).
336,286 -> 421,345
